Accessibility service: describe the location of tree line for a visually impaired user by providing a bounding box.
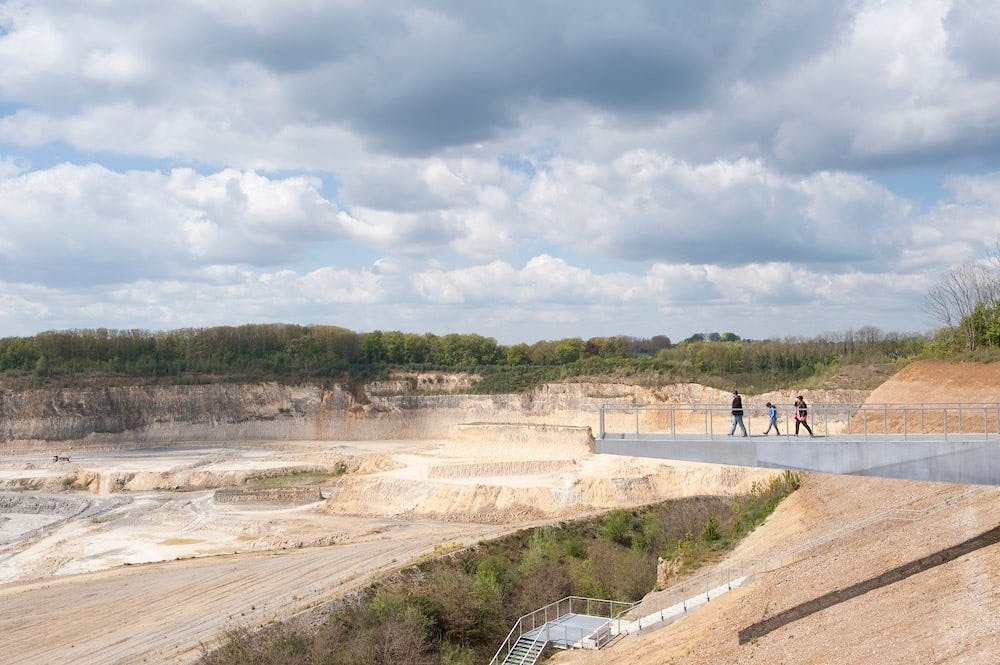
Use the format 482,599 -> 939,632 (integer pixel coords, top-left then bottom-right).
2,239 -> 998,388
0,322 -> 942,392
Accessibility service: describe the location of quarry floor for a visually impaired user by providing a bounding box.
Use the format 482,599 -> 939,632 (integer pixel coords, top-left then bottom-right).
0,359 -> 997,664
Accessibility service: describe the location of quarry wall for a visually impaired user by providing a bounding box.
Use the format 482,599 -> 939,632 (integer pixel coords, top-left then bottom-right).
0,379 -> 647,451
0,374 -> 870,453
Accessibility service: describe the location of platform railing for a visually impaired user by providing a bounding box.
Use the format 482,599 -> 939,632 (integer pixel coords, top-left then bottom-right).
598,402 -> 1000,440
489,596 -> 637,664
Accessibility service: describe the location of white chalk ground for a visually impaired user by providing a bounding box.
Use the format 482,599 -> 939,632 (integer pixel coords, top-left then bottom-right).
0,436 -> 778,665
0,438 -> 772,585
0,440 -> 432,583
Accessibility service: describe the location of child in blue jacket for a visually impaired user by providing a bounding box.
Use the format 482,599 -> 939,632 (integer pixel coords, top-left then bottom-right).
763,402 -> 780,435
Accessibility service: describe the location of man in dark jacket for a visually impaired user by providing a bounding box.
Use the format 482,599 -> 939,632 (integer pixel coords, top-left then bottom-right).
729,390 -> 748,437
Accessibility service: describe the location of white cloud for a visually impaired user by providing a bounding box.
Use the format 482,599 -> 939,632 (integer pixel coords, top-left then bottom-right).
81,48 -> 148,86
0,164 -> 351,285
1,1 -> 999,343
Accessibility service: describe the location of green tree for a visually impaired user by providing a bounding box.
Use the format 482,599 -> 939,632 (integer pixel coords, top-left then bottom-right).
925,257 -> 1000,351
966,301 -> 1000,348
553,337 -> 583,364
504,343 -> 530,365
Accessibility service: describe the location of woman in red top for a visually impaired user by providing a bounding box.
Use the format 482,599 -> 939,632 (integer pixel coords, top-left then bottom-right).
794,395 -> 814,437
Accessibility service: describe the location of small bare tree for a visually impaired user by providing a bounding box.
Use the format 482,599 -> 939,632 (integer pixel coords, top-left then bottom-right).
925,240 -> 1000,350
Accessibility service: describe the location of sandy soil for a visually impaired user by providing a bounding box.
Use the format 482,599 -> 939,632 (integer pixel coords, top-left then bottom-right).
0,360 -> 996,664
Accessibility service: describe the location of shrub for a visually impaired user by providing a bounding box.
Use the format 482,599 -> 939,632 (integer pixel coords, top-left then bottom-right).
601,509 -> 637,548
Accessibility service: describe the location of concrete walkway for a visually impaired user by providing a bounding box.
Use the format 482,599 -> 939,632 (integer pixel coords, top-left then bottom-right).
596,433 -> 1000,486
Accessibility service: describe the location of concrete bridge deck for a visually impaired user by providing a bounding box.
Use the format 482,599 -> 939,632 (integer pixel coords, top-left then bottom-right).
596,402 -> 1000,486
596,433 -> 999,486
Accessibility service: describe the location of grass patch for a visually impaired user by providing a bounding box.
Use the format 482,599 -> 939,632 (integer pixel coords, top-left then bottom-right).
664,470 -> 801,576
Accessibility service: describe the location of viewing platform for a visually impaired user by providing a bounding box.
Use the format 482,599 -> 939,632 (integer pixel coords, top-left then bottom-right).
596,402 -> 1000,486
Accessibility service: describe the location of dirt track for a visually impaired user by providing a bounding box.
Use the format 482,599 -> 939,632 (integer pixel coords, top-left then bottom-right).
0,520 -> 505,664
0,360 -> 997,664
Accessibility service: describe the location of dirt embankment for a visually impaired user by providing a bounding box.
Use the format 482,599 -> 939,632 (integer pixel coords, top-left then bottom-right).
865,360 -> 1000,403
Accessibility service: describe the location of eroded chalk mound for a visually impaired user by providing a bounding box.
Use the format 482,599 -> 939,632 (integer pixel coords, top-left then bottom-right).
323,456 -> 778,523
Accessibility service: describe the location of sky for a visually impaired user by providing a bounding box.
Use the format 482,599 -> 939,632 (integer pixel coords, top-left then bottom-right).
1,1 -> 999,346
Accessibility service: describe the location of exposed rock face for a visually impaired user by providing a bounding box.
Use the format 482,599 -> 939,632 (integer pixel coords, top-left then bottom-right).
0,383 -> 324,449
0,375 -> 871,453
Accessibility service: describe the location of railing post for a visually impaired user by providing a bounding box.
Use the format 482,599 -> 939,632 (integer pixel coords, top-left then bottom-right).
599,406 -> 605,440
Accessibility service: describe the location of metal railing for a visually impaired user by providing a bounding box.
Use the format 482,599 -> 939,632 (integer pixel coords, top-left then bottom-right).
489,596 -> 637,664
598,402 -> 1000,440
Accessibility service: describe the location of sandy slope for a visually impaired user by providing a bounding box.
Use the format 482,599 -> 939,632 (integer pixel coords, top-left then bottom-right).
551,474 -> 999,665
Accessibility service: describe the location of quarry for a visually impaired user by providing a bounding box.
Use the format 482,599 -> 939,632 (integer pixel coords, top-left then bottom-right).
0,360 -> 997,664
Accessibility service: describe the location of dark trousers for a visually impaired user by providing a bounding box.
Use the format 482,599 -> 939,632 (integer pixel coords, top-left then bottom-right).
795,419 -> 813,436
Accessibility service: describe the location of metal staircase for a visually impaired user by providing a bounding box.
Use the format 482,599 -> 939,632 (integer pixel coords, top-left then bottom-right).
501,634 -> 548,665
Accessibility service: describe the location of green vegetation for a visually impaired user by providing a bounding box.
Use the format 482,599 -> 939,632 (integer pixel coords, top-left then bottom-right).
0,323 -> 941,393
198,472 -> 800,665
924,248 -> 1000,353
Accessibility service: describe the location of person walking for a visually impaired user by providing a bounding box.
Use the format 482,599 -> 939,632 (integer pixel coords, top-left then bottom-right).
729,390 -> 748,437
794,395 -> 814,437
763,401 -> 780,435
